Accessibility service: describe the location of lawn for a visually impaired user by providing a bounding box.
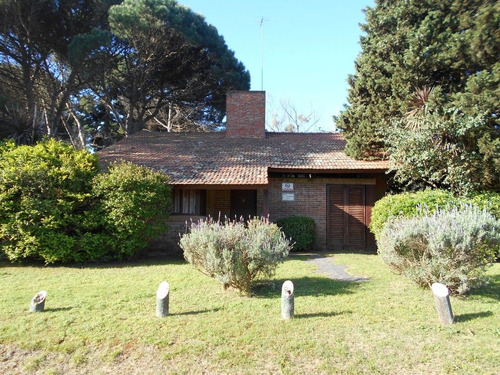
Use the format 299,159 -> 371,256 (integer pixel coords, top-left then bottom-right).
1,253 -> 499,374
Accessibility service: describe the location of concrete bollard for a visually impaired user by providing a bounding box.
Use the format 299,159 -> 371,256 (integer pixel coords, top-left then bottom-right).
29,291 -> 47,313
156,281 -> 170,317
431,283 -> 454,325
281,280 -> 294,320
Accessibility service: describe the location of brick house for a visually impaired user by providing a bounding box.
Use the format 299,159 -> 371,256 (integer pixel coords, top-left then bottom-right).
99,91 -> 389,253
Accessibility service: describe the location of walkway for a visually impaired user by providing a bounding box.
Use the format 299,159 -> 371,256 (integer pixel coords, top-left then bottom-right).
306,254 -> 369,282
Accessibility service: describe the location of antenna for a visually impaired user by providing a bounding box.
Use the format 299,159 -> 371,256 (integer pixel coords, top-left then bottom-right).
260,17 -> 265,90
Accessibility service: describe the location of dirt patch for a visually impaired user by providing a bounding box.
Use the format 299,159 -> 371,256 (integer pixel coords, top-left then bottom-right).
0,344 -> 172,375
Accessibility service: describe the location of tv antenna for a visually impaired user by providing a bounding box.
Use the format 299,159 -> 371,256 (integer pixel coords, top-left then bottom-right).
259,17 -> 269,91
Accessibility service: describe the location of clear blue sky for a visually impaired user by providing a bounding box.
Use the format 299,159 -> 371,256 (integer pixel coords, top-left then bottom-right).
179,0 -> 374,132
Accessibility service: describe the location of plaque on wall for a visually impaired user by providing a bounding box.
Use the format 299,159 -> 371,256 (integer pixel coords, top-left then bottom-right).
282,192 -> 295,201
282,182 -> 294,191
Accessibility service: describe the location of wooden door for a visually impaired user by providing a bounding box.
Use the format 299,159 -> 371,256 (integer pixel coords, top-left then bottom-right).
230,190 -> 257,220
327,184 -> 375,251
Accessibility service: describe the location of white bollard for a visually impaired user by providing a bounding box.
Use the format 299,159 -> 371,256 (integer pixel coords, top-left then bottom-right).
29,291 -> 47,313
156,281 -> 170,317
281,280 -> 294,320
431,283 -> 454,325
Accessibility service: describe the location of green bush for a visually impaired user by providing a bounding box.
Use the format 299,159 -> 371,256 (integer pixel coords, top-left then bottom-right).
378,205 -> 500,294
371,189 -> 500,241
93,161 -> 171,258
0,139 -> 99,263
276,216 -> 316,252
370,189 -> 460,239
0,140 -> 171,263
180,217 -> 292,294
469,191 -> 500,219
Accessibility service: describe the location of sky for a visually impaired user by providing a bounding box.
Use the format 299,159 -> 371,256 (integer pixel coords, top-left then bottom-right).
178,0 -> 374,132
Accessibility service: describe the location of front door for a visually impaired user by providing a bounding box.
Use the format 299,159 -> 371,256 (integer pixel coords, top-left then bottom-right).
327,184 -> 376,251
230,190 -> 257,220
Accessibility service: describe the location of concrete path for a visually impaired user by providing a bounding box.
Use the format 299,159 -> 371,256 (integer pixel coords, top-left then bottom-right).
306,254 -> 369,282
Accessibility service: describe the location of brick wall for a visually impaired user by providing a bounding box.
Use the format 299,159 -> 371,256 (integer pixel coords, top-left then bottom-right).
147,176 -> 386,254
226,91 -> 266,138
267,178 -> 328,250
206,189 -> 231,219
146,215 -> 204,256
266,176 -> 386,251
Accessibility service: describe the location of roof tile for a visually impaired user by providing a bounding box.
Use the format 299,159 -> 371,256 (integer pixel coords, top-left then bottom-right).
98,131 -> 389,185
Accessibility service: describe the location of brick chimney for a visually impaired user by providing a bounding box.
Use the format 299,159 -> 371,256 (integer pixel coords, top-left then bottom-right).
226,91 -> 266,138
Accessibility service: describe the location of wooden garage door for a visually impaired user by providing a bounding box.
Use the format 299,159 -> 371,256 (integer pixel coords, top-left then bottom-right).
327,184 -> 375,251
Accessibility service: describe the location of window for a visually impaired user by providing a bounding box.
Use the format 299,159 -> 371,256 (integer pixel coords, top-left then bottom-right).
171,189 -> 206,215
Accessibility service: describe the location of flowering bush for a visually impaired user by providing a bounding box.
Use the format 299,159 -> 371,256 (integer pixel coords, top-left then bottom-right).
378,205 -> 500,294
180,217 -> 291,294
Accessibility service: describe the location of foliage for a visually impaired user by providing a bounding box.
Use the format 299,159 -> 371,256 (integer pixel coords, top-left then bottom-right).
0,140 -> 171,263
0,0 -> 116,147
93,161 -> 171,258
180,217 -> 291,294
370,189 -> 459,239
0,0 -> 250,148
276,216 -> 316,252
335,0 -> 499,191
378,205 -> 500,294
388,99 -> 499,194
0,139 -> 99,263
468,191 -> 500,220
371,189 -> 500,239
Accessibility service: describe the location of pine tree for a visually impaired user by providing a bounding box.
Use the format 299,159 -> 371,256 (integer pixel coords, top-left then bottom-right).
336,0 -> 499,169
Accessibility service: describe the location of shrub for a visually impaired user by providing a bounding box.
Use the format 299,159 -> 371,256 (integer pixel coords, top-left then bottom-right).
469,191 -> 500,219
180,217 -> 292,294
0,139 -> 99,263
378,205 -> 500,294
0,140 -> 171,264
370,189 -> 460,239
92,161 -> 171,259
276,216 -> 316,252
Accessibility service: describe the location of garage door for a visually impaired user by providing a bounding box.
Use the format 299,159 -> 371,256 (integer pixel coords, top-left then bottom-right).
327,184 -> 376,251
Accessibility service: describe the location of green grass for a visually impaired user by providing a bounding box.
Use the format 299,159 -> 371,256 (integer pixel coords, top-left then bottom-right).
1,254 -> 499,374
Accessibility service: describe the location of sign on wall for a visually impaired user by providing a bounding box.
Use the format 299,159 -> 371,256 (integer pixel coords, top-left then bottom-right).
282,182 -> 295,201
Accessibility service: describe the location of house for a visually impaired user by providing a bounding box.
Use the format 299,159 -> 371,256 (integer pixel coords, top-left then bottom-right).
98,91 -> 389,253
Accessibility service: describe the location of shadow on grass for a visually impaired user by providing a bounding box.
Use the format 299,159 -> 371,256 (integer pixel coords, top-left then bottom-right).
295,310 -> 352,319
454,311 -> 494,323
170,308 -> 221,317
0,252 -> 186,270
252,276 -> 363,299
44,307 -> 74,313
468,274 -> 500,302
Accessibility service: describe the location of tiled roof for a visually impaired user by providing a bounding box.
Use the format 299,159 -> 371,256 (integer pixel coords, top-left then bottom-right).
98,131 -> 390,185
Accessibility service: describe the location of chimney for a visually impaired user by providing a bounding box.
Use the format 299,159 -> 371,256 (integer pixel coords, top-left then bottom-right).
226,91 -> 266,138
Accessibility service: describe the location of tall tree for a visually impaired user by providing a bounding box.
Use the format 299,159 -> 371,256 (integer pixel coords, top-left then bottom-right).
0,0 -> 116,145
336,0 -> 499,166
79,0 -> 250,137
1,0 -> 250,147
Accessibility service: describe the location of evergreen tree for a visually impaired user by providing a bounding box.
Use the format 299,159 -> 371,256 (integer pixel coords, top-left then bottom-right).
336,0 -> 499,189
0,0 -> 250,147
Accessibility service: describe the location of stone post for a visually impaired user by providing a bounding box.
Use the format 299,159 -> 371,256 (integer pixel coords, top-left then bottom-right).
281,280 -> 294,320
156,281 -> 170,317
29,291 -> 47,313
431,283 -> 454,325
